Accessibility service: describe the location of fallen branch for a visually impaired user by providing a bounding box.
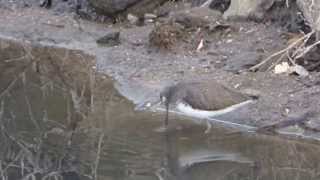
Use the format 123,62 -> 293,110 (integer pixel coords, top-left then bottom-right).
250,31 -> 314,71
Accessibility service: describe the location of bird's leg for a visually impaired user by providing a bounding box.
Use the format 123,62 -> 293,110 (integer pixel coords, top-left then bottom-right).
204,119 -> 212,134
165,103 -> 169,127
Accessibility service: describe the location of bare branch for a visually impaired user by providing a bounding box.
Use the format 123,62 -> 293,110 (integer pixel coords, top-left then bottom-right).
250,31 -> 315,71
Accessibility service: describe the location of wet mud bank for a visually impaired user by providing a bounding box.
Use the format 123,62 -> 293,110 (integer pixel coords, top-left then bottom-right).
2,1 -> 320,180
0,31 -> 318,143
0,37 -> 138,179
0,7 -> 320,141
2,10 -> 320,180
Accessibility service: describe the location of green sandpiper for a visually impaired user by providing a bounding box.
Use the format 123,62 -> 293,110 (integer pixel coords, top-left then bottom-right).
160,81 -> 257,132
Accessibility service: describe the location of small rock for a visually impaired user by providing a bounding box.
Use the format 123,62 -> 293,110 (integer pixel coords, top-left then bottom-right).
208,23 -> 230,33
88,0 -> 168,17
146,102 -> 152,107
274,62 -> 290,74
274,62 -> 309,77
226,39 -> 233,43
144,18 -> 154,24
96,31 -> 121,46
144,13 -> 157,24
127,13 -> 139,25
172,7 -> 222,28
144,13 -> 157,19
290,64 -> 309,77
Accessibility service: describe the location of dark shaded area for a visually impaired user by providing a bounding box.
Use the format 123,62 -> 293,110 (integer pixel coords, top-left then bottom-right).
264,0 -> 311,33
190,0 -> 230,12
209,0 -> 231,13
96,31 -> 121,46
296,45 -> 320,72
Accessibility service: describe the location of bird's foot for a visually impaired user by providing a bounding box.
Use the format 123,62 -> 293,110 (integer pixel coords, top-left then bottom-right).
204,120 -> 212,134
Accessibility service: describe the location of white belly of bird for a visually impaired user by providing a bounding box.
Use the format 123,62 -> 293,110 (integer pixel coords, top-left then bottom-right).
176,100 -> 254,119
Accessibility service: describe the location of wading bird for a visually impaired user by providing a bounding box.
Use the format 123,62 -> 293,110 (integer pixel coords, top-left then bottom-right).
160,81 -> 257,132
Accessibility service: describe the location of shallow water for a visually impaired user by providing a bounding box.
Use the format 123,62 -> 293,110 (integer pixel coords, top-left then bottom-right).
1,40 -> 320,180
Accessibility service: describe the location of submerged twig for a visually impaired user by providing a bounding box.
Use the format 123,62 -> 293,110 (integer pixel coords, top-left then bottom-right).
0,160 -> 5,180
0,75 -> 20,100
24,94 -> 40,130
0,43 -> 39,100
93,132 -> 104,180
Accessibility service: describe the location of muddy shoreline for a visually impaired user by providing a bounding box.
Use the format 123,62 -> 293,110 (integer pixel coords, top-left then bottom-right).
1,4 -> 320,140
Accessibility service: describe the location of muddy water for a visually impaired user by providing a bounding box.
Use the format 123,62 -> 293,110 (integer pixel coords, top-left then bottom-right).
1,40 -> 320,180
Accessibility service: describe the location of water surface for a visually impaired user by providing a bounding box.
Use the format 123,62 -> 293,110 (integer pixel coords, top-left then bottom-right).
1,40 -> 320,180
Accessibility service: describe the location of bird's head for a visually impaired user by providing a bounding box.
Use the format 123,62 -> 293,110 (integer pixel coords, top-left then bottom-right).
160,84 -> 187,127
160,85 -> 186,107
160,87 -> 170,106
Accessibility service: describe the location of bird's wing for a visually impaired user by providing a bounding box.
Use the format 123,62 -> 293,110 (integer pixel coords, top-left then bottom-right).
183,82 -> 250,111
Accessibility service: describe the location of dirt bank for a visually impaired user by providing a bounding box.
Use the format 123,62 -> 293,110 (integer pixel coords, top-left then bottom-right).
1,4 -> 320,140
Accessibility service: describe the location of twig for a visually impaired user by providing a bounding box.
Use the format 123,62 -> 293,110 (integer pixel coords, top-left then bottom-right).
250,31 -> 314,71
251,47 -> 289,71
0,160 -> 5,180
266,51 -> 287,71
24,94 -> 40,130
0,101 -> 34,167
0,126 -> 33,161
41,171 -> 63,180
286,50 -> 296,65
155,168 -> 165,180
4,55 -> 27,62
0,75 -> 20,100
41,22 -> 64,28
93,132 -> 104,180
291,32 -> 313,58
2,150 -> 24,173
22,170 -> 41,180
295,40 -> 320,59
0,43 -> 38,100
